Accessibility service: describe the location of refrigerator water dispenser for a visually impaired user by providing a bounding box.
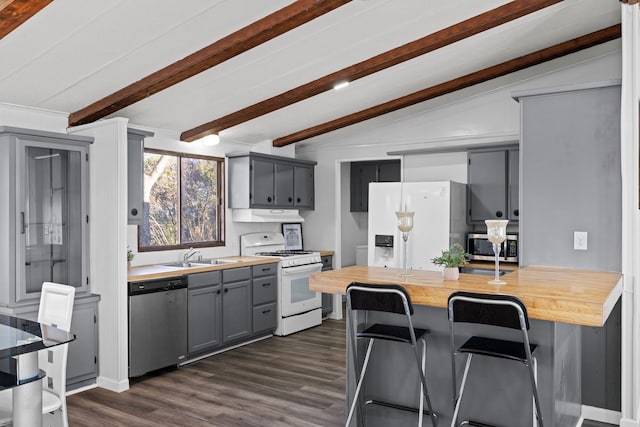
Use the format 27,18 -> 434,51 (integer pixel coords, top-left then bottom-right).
374,234 -> 394,265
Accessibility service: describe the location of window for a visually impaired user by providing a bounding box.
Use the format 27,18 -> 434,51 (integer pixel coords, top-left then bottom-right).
139,149 -> 224,251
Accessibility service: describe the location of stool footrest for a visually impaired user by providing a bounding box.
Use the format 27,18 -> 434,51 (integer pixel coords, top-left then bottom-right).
459,420 -> 498,427
364,399 -> 437,418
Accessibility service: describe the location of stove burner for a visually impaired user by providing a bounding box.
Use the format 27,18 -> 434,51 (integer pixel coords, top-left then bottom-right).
255,250 -> 313,257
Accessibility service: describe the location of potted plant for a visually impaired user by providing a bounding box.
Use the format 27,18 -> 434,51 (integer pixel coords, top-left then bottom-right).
127,247 -> 135,269
431,243 -> 469,280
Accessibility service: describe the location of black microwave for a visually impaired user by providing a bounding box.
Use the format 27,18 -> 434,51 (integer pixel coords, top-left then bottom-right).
467,233 -> 518,263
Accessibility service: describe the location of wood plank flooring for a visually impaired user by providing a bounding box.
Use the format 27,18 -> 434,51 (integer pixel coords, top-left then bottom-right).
67,318 -> 346,426
67,315 -> 619,426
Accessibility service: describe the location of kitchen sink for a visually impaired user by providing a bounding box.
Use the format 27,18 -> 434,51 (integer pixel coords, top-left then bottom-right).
198,258 -> 241,265
459,267 -> 507,276
160,259 -> 241,268
160,261 -> 212,268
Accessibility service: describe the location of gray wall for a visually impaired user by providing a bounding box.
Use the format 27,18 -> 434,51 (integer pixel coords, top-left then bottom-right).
517,82 -> 621,410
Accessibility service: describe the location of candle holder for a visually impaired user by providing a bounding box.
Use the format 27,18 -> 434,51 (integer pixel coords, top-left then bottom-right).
485,219 -> 509,285
396,211 -> 415,276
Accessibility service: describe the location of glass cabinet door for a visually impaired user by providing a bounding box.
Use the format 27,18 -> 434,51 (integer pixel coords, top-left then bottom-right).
16,139 -> 88,302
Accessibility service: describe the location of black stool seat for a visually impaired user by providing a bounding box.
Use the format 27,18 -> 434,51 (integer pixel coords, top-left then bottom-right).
458,336 -> 538,363
358,323 -> 430,343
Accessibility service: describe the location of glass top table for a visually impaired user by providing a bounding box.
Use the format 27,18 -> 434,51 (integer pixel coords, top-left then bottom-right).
0,313 -> 75,426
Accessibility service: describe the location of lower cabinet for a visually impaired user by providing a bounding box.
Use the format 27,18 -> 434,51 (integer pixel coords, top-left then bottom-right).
66,297 -> 100,390
187,272 -> 222,353
187,263 -> 278,359
222,278 -> 252,343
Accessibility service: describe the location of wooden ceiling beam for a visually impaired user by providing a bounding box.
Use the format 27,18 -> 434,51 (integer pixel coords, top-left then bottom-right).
68,0 -> 352,127
0,0 -> 52,40
273,25 -> 621,147
181,0 -> 562,142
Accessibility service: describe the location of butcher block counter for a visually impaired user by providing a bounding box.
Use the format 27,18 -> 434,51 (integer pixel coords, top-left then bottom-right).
311,264 -> 623,426
128,256 -> 279,282
309,265 -> 622,327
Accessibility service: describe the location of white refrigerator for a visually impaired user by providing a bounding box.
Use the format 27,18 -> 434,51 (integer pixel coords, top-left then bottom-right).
367,181 -> 468,272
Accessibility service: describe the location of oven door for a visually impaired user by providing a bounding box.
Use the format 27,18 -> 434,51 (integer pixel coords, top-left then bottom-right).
280,263 -> 323,317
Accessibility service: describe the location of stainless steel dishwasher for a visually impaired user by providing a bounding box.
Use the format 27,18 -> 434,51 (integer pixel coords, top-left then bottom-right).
128,277 -> 188,377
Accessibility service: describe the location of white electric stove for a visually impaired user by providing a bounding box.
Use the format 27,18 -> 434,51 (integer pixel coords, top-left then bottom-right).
240,232 -> 322,336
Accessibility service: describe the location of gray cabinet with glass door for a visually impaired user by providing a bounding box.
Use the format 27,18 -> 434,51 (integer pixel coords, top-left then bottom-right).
0,126 -> 96,390
0,126 -> 91,304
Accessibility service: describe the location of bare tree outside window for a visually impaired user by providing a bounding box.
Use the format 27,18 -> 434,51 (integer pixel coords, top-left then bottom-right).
139,149 -> 224,251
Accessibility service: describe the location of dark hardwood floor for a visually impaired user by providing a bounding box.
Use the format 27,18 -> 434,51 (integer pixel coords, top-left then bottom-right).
67,315 -> 619,426
67,318 -> 346,426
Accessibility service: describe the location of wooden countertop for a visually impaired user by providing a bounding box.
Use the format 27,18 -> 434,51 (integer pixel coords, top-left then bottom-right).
309,265 -> 623,327
127,256 -> 280,282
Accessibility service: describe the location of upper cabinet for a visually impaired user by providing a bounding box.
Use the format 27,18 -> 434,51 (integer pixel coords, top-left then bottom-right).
350,160 -> 401,212
228,152 -> 316,210
0,127 -> 93,305
467,146 -> 519,224
127,129 -> 154,225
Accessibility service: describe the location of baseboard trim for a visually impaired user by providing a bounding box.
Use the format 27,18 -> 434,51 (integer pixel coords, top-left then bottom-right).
66,383 -> 97,396
96,376 -> 129,393
582,405 -> 622,425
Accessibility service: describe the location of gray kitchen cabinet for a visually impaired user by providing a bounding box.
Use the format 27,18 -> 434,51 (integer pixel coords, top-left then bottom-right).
127,128 -> 154,225
187,271 -> 222,354
350,159 -> 400,212
66,296 -> 100,390
293,163 -> 314,209
252,263 -> 277,334
228,152 -> 316,210
222,267 -> 252,343
0,127 -> 92,305
514,82 -> 621,411
320,255 -> 333,317
274,161 -> 294,207
467,146 -> 519,224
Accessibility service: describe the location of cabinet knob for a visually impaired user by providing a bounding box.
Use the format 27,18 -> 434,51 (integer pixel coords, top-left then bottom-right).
496,210 -> 503,218
130,208 -> 138,216
217,289 -> 221,294
262,282 -> 270,287
288,197 -> 293,202
224,288 -> 229,294
296,197 -> 301,203
514,209 -> 519,217
267,196 -> 272,203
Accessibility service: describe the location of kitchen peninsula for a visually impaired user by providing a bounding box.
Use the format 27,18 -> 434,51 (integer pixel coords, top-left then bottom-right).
310,265 -> 622,426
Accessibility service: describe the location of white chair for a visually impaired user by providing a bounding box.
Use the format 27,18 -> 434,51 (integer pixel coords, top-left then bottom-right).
0,282 -> 76,427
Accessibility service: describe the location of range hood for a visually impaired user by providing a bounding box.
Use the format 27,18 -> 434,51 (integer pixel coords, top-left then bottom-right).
231,209 -> 304,223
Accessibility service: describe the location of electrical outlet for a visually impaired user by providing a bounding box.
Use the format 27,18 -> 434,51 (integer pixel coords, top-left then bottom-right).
574,231 -> 588,251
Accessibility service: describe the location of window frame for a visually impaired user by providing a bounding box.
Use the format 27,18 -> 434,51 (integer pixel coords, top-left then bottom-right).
138,148 -> 225,252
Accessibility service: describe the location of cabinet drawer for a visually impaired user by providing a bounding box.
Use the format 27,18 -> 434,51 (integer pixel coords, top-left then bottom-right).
253,276 -> 277,305
222,267 -> 251,283
188,271 -> 221,289
253,303 -> 277,334
252,263 -> 277,278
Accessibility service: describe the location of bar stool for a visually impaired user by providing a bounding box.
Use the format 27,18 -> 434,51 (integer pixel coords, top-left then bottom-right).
447,291 -> 543,427
345,282 -> 438,427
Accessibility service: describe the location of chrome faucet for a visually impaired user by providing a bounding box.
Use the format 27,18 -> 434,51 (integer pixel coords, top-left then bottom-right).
183,247 -> 200,266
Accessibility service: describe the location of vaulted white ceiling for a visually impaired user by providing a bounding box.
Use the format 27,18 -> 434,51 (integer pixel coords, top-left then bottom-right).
0,0 -> 622,146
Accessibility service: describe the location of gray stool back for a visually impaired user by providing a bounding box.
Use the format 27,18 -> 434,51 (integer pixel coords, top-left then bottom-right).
346,282 -> 438,427
448,291 -> 543,427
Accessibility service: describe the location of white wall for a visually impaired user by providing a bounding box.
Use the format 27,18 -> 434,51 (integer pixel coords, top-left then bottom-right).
296,42 -> 622,269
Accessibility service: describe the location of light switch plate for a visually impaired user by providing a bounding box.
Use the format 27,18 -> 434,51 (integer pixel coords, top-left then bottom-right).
574,231 -> 588,250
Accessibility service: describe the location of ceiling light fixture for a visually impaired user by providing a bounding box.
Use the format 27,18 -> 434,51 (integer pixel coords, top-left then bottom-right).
196,134 -> 220,145
333,81 -> 350,91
